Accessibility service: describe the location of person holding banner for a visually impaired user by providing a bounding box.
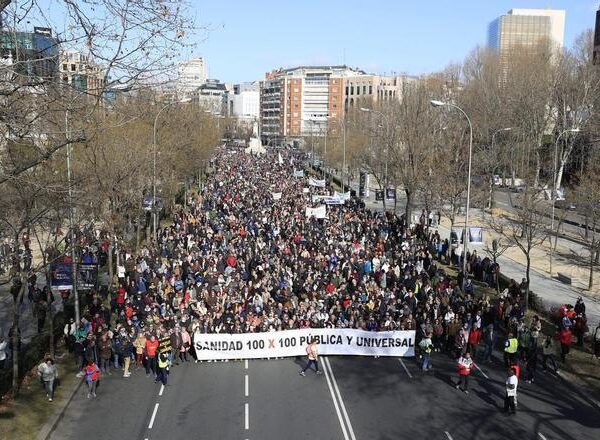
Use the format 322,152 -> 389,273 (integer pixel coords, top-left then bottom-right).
455,352 -> 475,394
299,339 -> 322,376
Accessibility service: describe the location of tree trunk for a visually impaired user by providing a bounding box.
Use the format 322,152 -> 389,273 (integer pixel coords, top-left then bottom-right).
525,254 -> 531,311
589,248 -> 595,290
405,189 -> 412,223
46,265 -> 54,358
108,242 -> 114,289
135,213 -> 141,256
11,275 -> 27,395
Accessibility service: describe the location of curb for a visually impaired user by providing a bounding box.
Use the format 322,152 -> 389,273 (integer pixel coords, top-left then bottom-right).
36,376 -> 84,440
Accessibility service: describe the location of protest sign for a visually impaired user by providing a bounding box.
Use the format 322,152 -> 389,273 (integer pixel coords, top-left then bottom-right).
271,192 -> 282,200
293,169 -> 304,178
308,177 -> 326,188
78,264 -> 98,289
194,328 -> 415,360
51,262 -> 73,290
305,205 -> 327,219
468,227 -> 484,244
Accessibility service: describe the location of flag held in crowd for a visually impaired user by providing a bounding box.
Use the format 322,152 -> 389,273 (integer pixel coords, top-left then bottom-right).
278,152 -> 283,165
293,169 -> 304,178
271,192 -> 282,200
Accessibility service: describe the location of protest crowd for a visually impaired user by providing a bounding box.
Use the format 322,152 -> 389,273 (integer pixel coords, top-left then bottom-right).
8,145 -> 594,404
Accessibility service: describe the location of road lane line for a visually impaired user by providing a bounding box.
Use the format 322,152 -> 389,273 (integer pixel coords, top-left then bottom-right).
148,403 -> 159,429
538,433 -> 548,440
159,384 -> 165,396
445,431 -> 454,440
245,374 -> 249,397
245,403 -> 249,430
245,359 -> 248,369
474,364 -> 489,380
322,356 -> 350,440
398,358 -> 413,378
323,357 -> 357,440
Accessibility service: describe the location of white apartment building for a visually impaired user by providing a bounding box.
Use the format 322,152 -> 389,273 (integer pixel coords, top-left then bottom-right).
177,58 -> 207,97
231,81 -> 260,121
59,49 -> 105,96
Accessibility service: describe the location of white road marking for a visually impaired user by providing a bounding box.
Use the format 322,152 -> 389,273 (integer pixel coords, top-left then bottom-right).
245,359 -> 248,369
474,364 -> 489,379
245,403 -> 249,430
445,431 -> 454,440
148,403 -> 159,429
538,433 -> 548,440
159,384 -> 164,396
245,374 -> 249,397
398,358 -> 413,378
323,357 -> 357,440
322,357 -> 349,440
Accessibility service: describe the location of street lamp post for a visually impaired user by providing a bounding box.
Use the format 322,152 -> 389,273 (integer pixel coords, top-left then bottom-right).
431,100 -> 473,286
550,128 -> 580,275
152,98 -> 191,243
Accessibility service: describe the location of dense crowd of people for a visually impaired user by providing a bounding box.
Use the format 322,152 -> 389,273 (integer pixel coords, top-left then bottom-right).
1,145 -> 593,405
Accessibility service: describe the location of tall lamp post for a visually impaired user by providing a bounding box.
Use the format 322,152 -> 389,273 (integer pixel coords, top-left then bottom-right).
431,100 -> 473,286
550,127 -> 580,275
152,98 -> 191,243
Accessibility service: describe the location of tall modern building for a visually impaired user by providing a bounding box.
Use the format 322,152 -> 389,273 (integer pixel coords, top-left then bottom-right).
260,65 -> 414,145
488,9 -> 565,56
0,27 -> 60,81
176,58 -> 207,97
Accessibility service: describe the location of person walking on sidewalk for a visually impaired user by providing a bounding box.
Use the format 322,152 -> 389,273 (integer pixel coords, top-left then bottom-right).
299,339 -> 322,376
557,326 -> 573,363
455,352 -> 475,394
37,356 -> 58,402
84,359 -> 101,398
504,367 -> 518,415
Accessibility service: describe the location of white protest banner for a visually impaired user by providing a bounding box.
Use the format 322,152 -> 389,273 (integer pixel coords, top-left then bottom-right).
271,192 -> 282,200
323,196 -> 344,205
305,204 -> 327,219
308,177 -> 326,187
194,328 -> 415,360
278,152 -> 283,165
334,191 -> 351,201
293,169 -> 305,178
302,187 -> 310,194
311,194 -> 326,203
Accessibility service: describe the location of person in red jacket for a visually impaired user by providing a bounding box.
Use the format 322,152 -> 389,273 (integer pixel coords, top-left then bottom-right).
145,335 -> 160,378
467,326 -> 482,360
84,359 -> 101,398
557,327 -> 573,363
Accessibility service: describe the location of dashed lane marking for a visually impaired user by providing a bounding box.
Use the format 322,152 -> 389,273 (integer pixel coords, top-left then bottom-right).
245,374 -> 249,397
445,431 -> 454,440
159,384 -> 164,396
148,403 -> 159,429
245,403 -> 249,430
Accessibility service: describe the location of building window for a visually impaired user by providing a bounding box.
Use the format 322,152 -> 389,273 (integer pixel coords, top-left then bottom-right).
294,87 -> 299,92
62,63 -> 67,71
333,104 -> 337,109
70,64 -> 76,71
357,87 -> 360,96
369,85 -> 373,95
345,86 -> 349,95
332,87 -> 337,92
363,86 -> 367,94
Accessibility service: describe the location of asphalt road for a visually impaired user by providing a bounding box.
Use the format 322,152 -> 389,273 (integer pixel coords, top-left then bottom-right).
50,349 -> 600,440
